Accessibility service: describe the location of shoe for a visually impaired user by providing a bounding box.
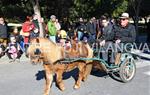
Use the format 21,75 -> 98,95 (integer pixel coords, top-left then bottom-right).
15,59 -> 20,63
9,59 -> 15,63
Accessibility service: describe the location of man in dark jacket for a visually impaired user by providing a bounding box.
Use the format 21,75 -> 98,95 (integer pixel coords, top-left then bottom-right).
87,17 -> 97,43
0,17 -> 9,47
114,13 -> 136,43
99,16 -> 114,44
98,15 -> 114,64
113,13 -> 136,65
76,18 -> 87,41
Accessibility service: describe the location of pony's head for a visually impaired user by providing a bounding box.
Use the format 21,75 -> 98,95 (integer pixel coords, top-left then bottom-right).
27,38 -> 44,64
27,37 -> 60,65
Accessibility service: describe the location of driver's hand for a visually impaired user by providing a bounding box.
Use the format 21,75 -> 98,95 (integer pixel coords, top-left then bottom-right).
100,40 -> 105,46
115,39 -> 121,44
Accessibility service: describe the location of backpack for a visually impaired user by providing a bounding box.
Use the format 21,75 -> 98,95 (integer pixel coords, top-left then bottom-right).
47,21 -> 57,36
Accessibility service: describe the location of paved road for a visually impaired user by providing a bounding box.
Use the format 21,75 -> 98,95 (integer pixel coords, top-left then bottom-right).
0,54 -> 150,95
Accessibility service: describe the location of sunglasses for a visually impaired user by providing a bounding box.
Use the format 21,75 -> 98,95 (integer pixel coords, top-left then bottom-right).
121,18 -> 128,21
102,21 -> 107,23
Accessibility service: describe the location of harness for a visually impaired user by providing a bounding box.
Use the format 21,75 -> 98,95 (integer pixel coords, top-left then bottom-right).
31,41 -> 87,72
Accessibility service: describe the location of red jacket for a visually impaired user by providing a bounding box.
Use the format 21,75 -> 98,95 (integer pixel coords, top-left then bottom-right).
22,21 -> 34,33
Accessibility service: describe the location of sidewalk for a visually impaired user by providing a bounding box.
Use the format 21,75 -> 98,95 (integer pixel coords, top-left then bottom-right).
0,53 -> 30,64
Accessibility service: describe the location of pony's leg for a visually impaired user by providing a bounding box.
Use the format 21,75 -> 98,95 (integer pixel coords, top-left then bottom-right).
56,70 -> 65,91
82,63 -> 93,81
74,63 -> 85,89
43,64 -> 53,95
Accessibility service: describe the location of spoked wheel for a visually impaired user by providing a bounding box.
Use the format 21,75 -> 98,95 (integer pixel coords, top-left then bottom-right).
119,58 -> 136,83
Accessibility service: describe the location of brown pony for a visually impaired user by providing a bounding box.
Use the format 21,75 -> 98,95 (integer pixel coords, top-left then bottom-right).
27,38 -> 93,95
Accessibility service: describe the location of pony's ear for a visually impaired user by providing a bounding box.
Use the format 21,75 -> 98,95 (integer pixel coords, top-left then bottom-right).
33,38 -> 40,46
35,38 -> 40,43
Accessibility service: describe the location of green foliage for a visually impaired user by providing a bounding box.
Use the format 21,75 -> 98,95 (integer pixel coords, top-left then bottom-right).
69,0 -> 101,19
69,0 -> 129,19
0,0 -> 149,22
0,0 -> 33,22
112,0 -> 128,17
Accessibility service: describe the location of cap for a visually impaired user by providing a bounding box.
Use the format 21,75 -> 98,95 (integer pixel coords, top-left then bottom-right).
50,15 -> 56,19
60,30 -> 67,39
79,18 -> 83,22
120,13 -> 129,19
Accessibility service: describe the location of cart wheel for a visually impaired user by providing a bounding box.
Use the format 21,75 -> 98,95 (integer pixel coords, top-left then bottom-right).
119,57 -> 136,83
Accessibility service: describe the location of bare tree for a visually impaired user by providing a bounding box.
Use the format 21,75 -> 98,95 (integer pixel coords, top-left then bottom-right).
130,0 -> 143,41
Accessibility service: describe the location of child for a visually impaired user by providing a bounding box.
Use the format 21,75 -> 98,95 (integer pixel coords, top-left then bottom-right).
11,27 -> 24,51
0,43 -> 5,58
56,30 -> 67,46
6,35 -> 23,62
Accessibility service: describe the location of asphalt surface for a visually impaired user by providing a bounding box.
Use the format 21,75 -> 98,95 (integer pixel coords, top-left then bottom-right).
0,54 -> 150,95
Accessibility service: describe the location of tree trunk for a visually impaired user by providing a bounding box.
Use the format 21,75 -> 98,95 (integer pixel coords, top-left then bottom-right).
131,0 -> 142,42
32,0 -> 44,37
134,16 -> 139,42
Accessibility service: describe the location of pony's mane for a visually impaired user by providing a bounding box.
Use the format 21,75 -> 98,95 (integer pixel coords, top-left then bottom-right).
30,37 -> 57,47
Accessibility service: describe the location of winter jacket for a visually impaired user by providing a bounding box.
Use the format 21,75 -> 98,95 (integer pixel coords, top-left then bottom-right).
113,23 -> 136,43
47,21 -> 57,36
0,24 -> 8,38
86,22 -> 96,35
100,23 -> 114,41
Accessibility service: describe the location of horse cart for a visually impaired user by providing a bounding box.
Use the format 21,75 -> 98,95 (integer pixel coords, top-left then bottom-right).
62,49 -> 136,83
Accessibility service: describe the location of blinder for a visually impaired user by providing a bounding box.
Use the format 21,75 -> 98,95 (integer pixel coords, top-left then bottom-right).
31,48 -> 44,59
34,48 -> 41,55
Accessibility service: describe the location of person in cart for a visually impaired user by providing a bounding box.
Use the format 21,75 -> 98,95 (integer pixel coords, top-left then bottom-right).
96,15 -> 114,64
113,12 -> 136,65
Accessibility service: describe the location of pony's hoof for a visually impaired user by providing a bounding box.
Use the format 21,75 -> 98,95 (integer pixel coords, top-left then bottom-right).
58,83 -> 65,91
43,93 -> 48,95
60,86 -> 65,91
74,85 -> 80,89
82,77 -> 87,82
58,84 -> 65,91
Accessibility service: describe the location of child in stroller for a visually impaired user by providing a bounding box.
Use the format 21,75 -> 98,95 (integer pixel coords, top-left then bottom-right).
6,35 -> 23,62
